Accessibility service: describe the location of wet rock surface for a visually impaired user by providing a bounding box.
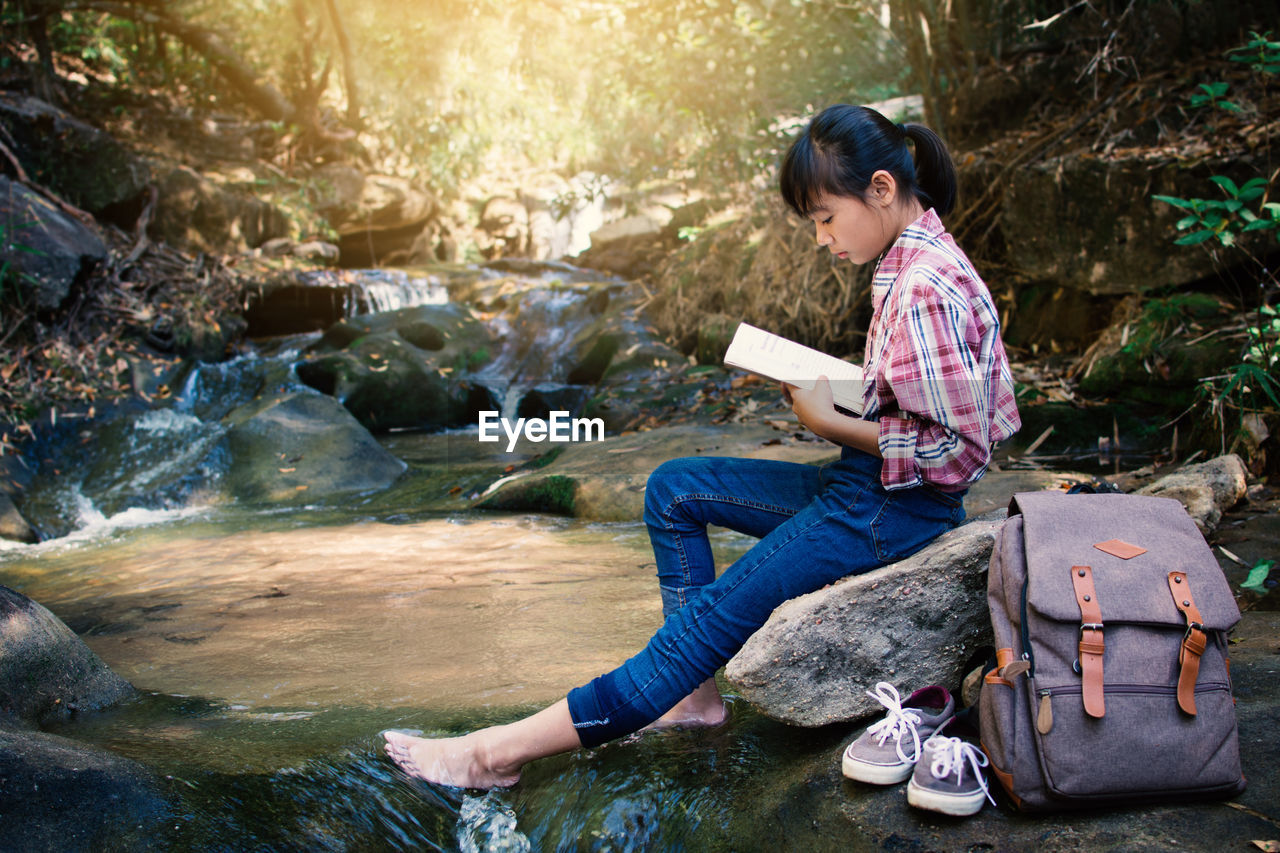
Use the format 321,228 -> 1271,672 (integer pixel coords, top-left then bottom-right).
0,585 -> 135,728
0,175 -> 108,311
0,727 -> 172,853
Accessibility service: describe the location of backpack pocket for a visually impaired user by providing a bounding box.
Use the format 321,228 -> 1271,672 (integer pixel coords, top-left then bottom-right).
1032,681 -> 1244,803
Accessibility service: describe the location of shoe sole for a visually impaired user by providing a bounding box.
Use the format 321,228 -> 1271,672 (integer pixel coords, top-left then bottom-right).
841,751 -> 913,785
905,776 -> 986,816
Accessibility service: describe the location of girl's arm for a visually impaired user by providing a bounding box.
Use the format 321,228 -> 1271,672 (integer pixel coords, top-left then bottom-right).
785,377 -> 882,457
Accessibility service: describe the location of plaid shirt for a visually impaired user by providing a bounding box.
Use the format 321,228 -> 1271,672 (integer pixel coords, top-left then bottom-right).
861,209 -> 1021,491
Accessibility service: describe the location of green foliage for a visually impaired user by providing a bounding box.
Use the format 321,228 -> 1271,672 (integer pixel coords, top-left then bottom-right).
1227,30 -> 1280,74
10,1 -> 902,196
1188,81 -> 1240,112
1153,177 -> 1279,248
1195,304 -> 1280,454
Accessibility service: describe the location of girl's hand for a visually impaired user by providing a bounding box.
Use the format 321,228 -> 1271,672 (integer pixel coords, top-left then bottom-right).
783,376 -> 883,456
785,376 -> 835,438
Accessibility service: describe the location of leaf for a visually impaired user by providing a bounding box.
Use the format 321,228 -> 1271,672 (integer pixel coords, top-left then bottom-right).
1175,215 -> 1200,230
1251,841 -> 1280,852
1153,194 -> 1195,210
1175,229 -> 1216,245
1210,175 -> 1240,197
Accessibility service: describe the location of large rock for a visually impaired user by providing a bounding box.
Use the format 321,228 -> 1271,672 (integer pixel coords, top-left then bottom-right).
725,454 -> 1248,726
221,391 -> 407,501
0,727 -> 171,852
0,585 -> 134,729
1001,152 -> 1267,295
333,174 -> 439,267
296,332 -> 488,432
1138,453 -> 1248,533
0,491 -> 36,544
152,166 -> 289,254
0,93 -> 151,221
725,517 -> 1004,726
296,303 -> 496,431
0,175 -> 107,310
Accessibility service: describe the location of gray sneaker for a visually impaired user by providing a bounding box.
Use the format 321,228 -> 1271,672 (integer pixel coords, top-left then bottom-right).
841,683 -> 955,785
906,734 -> 996,816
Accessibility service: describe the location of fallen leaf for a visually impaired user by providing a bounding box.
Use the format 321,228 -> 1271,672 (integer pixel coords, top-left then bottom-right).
278,467 -> 296,473
1251,842 -> 1280,852
295,485 -> 309,491
1241,560 -> 1276,594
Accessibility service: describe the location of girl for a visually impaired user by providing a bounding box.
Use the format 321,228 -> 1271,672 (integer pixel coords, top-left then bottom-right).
384,104 -> 1020,788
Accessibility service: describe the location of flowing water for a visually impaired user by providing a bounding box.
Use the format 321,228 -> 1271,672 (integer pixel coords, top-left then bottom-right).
2,264 -> 1167,849
1,466 -> 863,851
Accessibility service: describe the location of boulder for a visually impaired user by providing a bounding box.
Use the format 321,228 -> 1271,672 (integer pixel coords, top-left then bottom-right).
0,585 -> 134,729
152,166 -> 290,254
0,492 -> 36,544
476,195 -> 530,259
725,454 -> 1248,726
296,303 -> 496,430
0,175 -> 107,310
0,93 -> 151,221
295,332 -> 489,432
0,727 -> 171,852
333,175 -> 439,267
221,391 -> 407,502
725,517 -> 1004,726
1138,453 -> 1248,533
1073,294 -> 1239,406
1001,152 -> 1267,296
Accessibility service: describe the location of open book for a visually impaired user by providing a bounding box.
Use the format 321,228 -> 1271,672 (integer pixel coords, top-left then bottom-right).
723,322 -> 867,414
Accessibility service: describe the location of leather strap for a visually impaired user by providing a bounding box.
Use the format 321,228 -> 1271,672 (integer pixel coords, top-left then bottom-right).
1070,565 -> 1105,718
1168,571 -> 1206,716
985,647 -> 1016,687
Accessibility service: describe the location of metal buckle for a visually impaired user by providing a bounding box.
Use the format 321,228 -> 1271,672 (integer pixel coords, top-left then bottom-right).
1183,621 -> 1204,642
1078,622 -> 1104,640
1074,623 -> 1104,674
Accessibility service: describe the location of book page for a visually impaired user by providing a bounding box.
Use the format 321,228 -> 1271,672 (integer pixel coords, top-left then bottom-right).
723,323 -> 866,413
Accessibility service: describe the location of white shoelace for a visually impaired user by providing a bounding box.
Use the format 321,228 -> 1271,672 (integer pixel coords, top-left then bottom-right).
926,735 -> 997,806
864,682 -> 925,765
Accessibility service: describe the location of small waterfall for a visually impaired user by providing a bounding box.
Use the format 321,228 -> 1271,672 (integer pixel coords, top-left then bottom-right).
349,269 -> 450,314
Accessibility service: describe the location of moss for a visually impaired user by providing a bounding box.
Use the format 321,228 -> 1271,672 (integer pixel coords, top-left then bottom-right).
479,474 -> 578,515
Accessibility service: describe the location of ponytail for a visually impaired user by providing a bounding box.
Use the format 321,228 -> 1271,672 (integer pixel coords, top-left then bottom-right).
780,105 -> 958,219
900,122 -> 957,218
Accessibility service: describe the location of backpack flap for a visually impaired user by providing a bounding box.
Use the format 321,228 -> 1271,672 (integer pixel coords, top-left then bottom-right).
1013,491 -> 1240,634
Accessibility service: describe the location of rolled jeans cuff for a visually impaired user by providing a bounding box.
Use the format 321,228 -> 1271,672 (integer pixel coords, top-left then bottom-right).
566,680 -> 623,748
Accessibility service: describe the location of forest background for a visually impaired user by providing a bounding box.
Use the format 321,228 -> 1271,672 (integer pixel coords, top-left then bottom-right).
1,0 -> 1278,477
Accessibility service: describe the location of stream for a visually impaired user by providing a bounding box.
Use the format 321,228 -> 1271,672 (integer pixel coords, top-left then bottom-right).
1,262 -> 1164,850
1,265 -> 864,851
0,466 -> 859,851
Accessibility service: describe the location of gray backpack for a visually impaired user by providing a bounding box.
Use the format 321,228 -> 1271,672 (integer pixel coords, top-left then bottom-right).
978,491 -> 1246,810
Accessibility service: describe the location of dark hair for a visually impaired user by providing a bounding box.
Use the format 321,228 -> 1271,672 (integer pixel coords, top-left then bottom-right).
779,104 -> 957,218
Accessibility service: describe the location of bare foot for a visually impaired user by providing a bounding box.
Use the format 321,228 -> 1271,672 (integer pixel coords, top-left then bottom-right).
383,729 -> 520,789
646,680 -> 729,730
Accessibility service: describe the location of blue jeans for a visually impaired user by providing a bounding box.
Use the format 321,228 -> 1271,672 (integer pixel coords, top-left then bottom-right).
565,446 -> 966,747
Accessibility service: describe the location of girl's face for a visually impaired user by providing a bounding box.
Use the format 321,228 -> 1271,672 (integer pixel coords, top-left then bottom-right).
806,193 -> 896,266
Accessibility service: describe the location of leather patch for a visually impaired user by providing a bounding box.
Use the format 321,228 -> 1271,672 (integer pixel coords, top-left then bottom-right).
1093,538 -> 1147,559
